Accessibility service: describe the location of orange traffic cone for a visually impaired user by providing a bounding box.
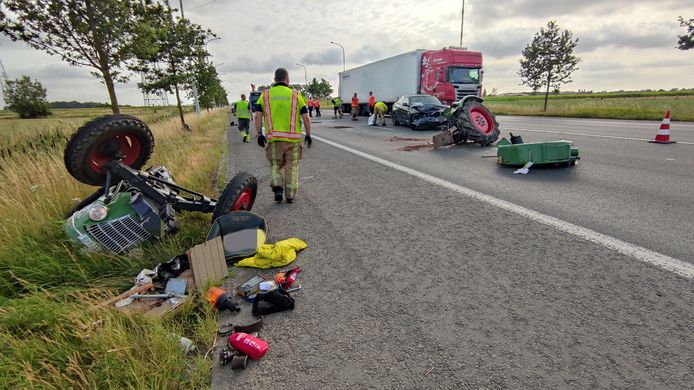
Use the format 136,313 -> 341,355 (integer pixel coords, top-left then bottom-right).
649,111 -> 676,144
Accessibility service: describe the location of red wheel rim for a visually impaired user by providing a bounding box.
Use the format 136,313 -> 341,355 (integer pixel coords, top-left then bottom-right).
469,107 -> 494,134
88,133 -> 143,174
231,188 -> 253,211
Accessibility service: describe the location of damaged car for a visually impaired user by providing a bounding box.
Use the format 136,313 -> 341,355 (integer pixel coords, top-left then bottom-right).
392,94 -> 448,130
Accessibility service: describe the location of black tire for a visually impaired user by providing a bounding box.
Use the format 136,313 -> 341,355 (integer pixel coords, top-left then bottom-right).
212,172 -> 258,222
456,101 -> 500,145
64,115 -> 154,186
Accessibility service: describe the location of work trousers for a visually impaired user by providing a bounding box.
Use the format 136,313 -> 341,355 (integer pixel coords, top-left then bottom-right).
266,141 -> 303,199
352,106 -> 358,119
315,105 -> 321,117
375,109 -> 386,125
308,106 -> 314,117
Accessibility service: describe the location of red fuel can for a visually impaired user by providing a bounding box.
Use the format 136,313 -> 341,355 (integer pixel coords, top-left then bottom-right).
228,332 -> 268,360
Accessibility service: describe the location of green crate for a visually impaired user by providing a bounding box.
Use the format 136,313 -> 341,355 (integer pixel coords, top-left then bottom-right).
497,139 -> 579,167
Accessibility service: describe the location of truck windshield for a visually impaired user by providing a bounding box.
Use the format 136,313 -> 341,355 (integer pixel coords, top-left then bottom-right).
409,95 -> 441,106
449,67 -> 481,84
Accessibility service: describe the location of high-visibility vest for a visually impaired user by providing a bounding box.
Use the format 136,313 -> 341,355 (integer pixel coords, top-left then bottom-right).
332,98 -> 342,107
235,100 -> 251,119
257,85 -> 305,143
368,96 -> 375,107
351,97 -> 359,106
374,101 -> 387,112
308,99 -> 314,107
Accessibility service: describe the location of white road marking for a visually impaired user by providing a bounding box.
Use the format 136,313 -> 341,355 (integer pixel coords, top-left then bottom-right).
502,128 -> 694,145
313,135 -> 694,279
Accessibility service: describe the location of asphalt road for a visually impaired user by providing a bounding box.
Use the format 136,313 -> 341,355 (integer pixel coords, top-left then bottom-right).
212,114 -> 694,389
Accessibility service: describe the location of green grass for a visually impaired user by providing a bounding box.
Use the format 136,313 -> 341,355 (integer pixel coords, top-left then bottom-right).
0,108 -> 227,388
484,94 -> 694,121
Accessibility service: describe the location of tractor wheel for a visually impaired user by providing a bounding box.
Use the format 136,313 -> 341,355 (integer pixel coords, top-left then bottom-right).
456,101 -> 500,145
212,172 -> 258,222
64,115 -> 154,186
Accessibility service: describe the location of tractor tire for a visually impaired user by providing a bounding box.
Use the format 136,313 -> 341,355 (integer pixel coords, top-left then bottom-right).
64,115 -> 154,186
456,100 -> 500,146
212,172 -> 258,222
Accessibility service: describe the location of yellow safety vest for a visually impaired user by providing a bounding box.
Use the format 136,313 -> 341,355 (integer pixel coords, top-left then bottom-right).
257,85 -> 306,143
235,100 -> 250,119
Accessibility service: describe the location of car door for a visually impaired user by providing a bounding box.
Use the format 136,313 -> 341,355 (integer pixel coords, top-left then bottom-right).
397,97 -> 410,124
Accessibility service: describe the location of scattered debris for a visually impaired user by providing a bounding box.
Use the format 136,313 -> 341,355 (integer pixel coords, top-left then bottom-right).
497,136 -> 579,168
189,236 -> 228,289
235,238 -> 307,269
513,162 -> 534,175
399,143 -> 436,151
252,289 -> 295,316
388,136 -> 426,142
229,332 -> 269,360
208,287 -> 241,313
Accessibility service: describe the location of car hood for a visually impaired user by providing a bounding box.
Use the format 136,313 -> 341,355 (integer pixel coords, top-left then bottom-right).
411,103 -> 447,114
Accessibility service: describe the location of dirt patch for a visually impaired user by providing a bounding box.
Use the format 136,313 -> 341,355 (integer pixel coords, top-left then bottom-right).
388,136 -> 427,142
398,143 -> 436,151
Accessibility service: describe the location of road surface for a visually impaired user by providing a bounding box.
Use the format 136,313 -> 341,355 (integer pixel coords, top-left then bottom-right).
212,115 -> 693,389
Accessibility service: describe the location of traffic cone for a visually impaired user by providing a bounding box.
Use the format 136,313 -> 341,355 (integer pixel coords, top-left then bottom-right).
649,111 -> 676,144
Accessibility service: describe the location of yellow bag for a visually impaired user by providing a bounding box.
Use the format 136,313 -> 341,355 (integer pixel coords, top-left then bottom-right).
235,238 -> 307,269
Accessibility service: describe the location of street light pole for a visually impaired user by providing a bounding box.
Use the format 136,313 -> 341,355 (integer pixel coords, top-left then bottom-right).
330,41 -> 345,72
296,63 -> 308,85
460,0 -> 465,46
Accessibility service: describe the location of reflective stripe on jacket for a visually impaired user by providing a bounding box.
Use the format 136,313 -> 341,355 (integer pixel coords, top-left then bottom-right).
258,85 -> 305,143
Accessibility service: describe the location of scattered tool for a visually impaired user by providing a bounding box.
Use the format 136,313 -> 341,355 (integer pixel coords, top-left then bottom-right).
238,276 -> 264,298
208,287 -> 241,313
275,266 -> 301,289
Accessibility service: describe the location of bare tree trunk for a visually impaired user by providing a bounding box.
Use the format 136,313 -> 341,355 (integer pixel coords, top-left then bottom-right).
543,73 -> 551,112
103,69 -> 121,115
173,82 -> 187,129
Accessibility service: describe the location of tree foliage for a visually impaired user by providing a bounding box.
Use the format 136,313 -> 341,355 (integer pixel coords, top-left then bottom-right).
519,20 -> 580,111
0,0 -> 154,114
3,76 -> 51,118
305,77 -> 334,99
194,63 -> 228,109
677,16 -> 694,50
130,2 -> 215,129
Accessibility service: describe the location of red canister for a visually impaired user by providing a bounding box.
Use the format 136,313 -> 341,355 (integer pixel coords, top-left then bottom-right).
228,332 -> 268,360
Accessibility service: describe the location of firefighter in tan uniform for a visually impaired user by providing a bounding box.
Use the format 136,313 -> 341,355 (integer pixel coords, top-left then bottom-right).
254,68 -> 312,204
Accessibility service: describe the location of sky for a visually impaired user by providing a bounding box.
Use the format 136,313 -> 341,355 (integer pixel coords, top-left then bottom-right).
1,0 -> 693,106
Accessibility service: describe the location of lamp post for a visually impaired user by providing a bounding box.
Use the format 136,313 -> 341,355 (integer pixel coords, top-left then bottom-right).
330,41 -> 345,72
459,0 -> 465,46
295,63 -> 308,85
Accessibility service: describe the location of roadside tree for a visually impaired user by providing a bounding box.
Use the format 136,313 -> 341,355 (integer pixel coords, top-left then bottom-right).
305,78 -> 333,99
0,0 -> 156,115
3,76 -> 51,118
519,20 -> 580,111
131,4 -> 215,129
677,16 -> 694,50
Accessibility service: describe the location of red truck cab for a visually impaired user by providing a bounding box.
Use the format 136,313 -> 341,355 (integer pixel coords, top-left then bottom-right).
419,47 -> 483,105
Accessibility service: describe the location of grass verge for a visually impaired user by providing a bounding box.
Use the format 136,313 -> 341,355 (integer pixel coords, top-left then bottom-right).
484,95 -> 694,121
0,108 -> 228,388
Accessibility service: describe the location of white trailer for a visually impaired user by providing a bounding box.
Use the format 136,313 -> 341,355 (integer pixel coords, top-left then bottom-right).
338,50 -> 424,115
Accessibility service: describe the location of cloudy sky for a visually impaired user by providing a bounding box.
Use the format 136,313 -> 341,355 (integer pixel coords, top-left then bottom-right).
2,0 -> 693,106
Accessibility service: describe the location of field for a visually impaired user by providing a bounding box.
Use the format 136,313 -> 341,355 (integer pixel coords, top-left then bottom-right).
0,107 -> 227,388
484,92 -> 694,121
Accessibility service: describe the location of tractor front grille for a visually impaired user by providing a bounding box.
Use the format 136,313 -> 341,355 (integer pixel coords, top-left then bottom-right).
85,215 -> 151,253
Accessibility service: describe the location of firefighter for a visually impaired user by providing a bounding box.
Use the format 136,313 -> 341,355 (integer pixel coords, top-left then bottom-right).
368,91 -> 376,115
254,68 -> 312,204
373,101 -> 388,126
351,92 -> 359,121
232,94 -> 252,142
331,96 -> 343,119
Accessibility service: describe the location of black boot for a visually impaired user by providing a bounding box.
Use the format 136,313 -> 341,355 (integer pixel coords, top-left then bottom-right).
273,187 -> 283,203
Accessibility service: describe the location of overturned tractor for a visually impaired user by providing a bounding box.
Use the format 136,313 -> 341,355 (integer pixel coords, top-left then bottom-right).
433,96 -> 500,147
64,115 -> 258,253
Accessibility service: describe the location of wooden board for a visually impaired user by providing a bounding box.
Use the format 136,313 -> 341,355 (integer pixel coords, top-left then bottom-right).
188,236 -> 228,290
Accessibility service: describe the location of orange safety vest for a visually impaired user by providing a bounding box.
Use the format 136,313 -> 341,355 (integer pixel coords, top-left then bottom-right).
368,96 -> 375,107
352,97 -> 359,107
307,99 -> 314,107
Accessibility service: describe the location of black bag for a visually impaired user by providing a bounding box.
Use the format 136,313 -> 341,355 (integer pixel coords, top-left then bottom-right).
252,289 -> 295,316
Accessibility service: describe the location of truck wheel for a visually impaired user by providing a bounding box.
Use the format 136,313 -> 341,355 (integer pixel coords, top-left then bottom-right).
212,172 -> 258,222
64,115 -> 154,186
456,101 -> 500,145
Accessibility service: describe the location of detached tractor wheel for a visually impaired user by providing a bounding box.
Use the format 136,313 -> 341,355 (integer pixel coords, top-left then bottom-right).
212,172 -> 258,221
64,115 -> 154,186
456,100 -> 500,146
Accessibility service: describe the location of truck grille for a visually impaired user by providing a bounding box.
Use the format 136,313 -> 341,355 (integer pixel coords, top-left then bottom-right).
85,215 -> 151,253
456,89 -> 480,99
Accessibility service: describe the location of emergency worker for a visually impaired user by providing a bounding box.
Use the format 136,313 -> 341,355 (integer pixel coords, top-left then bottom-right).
307,98 -> 314,117
254,68 -> 312,204
351,92 -> 359,121
331,96 -> 343,119
314,98 -> 321,117
368,91 -> 375,115
373,101 -> 388,126
232,94 -> 252,142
